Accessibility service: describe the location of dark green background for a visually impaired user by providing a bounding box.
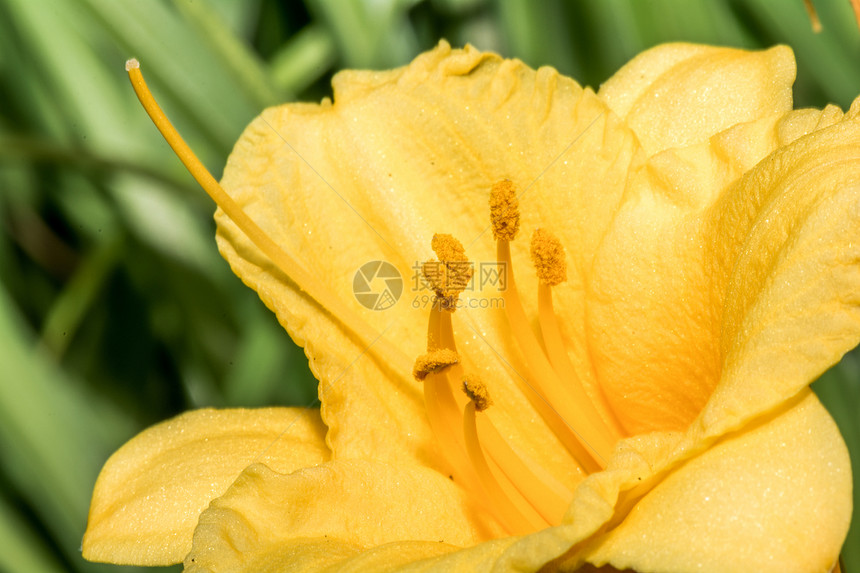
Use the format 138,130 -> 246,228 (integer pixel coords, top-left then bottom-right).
0,1 -> 857,571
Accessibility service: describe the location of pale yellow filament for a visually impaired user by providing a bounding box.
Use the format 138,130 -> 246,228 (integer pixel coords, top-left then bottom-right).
461,373 -> 576,523
537,283 -> 624,438
420,234 -> 580,532
431,297 -> 550,534
421,307 -> 472,480
498,239 -> 614,467
475,411 -> 575,524
463,401 -> 547,534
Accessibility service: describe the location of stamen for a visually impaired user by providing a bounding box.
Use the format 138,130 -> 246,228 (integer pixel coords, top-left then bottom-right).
423,234 -> 473,310
461,374 -> 575,524
473,407 -> 575,524
418,231 -> 576,531
462,374 -> 492,411
530,228 -> 567,286
431,233 -> 468,264
497,238 -> 613,467
124,59 -> 412,377
537,281 -> 624,439
488,179 -> 617,467
463,400 -> 547,534
413,349 -> 459,381
531,230 -> 625,439
489,180 -> 520,241
424,370 -> 471,476
419,309 -> 473,481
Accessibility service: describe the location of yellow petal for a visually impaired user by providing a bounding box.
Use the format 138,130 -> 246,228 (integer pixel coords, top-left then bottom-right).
598,43 -> 795,155
584,128 -> 769,434
588,97 -> 860,435
184,460 -> 505,571
186,536 -> 521,573
82,408 -> 328,565
314,539 -> 513,573
581,392 -> 850,573
703,108 -> 860,437
216,40 -> 638,484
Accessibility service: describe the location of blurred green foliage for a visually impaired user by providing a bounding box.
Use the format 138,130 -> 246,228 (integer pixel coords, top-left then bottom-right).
0,1 -> 857,571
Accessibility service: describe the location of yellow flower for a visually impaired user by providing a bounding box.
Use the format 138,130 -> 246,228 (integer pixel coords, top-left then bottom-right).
83,41 -> 859,572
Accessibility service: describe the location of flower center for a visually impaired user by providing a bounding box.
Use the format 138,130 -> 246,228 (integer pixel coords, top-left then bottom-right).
125,61 -> 623,536
413,180 -> 623,534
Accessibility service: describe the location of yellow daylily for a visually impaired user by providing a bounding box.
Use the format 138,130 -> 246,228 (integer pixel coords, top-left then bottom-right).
83,41 -> 860,572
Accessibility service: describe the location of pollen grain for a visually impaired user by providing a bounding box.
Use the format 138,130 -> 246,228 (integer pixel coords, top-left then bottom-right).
462,374 -> 493,412
413,348 -> 459,381
490,180 -> 520,241
424,234 -> 473,308
530,228 -> 567,286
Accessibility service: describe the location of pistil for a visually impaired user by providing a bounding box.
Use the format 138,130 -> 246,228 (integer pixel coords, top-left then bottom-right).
124,59 -> 412,378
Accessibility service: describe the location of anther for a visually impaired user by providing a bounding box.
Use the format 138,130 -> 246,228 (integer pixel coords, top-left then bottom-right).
413,348 -> 459,381
489,180 -> 520,240
424,233 -> 473,309
490,184 -> 615,469
431,233 -> 468,263
530,228 -> 567,286
462,374 -> 493,412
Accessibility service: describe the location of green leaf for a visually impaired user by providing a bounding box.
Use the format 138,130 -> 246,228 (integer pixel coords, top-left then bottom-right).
0,283 -> 136,569
813,349 -> 860,572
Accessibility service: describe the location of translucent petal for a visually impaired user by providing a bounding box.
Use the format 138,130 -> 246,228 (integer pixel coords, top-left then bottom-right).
82,408 -> 328,565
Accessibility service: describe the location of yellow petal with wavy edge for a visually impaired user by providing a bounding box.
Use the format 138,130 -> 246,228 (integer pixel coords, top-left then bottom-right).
185,400 -> 848,572
385,395 -> 848,573
580,392 -> 850,573
184,460 -> 505,571
99,43 -> 858,573
83,408 -> 328,566
215,40 -> 638,486
598,43 -> 795,155
588,95 -> 860,435
702,108 -> 860,438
